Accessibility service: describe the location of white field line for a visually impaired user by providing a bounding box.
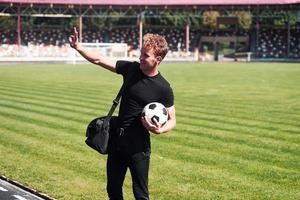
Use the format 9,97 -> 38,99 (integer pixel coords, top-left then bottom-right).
13,195 -> 28,200
0,186 -> 8,191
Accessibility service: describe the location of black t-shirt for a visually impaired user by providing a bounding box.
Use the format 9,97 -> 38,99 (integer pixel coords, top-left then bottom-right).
114,60 -> 174,153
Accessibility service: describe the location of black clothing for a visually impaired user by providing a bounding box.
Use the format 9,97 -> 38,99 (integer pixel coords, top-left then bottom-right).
114,60 -> 174,154
107,149 -> 150,200
107,60 -> 174,200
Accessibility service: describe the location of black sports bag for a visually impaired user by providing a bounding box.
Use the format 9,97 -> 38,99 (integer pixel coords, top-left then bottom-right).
85,116 -> 118,154
85,69 -> 133,154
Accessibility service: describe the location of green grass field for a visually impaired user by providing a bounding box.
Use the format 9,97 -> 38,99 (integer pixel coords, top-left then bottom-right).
0,62 -> 299,200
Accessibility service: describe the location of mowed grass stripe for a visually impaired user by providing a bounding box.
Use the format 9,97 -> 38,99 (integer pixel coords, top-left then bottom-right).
1,130 -> 298,200
0,143 -> 107,200
156,126 -> 300,169
149,147 -> 299,200
0,128 -> 106,180
0,111 -> 84,140
5,111 -> 298,195
177,95 -> 300,124
9,90 -> 298,162
178,108 -> 300,134
1,63 -> 299,200
152,158 -> 299,200
0,89 -> 111,116
177,96 -> 299,118
0,86 -> 102,108
177,103 -> 300,127
2,71 -> 298,122
152,137 -> 300,189
177,115 -> 300,144
0,79 -> 121,98
177,111 -> 300,140
0,78 -> 121,95
177,98 -> 300,122
6,87 -> 298,156
0,65 -> 121,90
0,115 -> 89,154
0,100 -> 90,124
0,80 -> 119,103
0,96 -> 107,125
176,122 -> 299,154
0,84 -> 114,108
0,95 -> 97,117
171,122 -> 300,155
0,123 -> 85,154
177,90 -> 300,105
0,106 -> 83,133
175,123 -> 299,156
154,132 -> 299,171
0,96 -> 111,135
4,80 -> 298,143
158,130 -> 300,168
177,118 -> 300,148
178,112 -> 300,137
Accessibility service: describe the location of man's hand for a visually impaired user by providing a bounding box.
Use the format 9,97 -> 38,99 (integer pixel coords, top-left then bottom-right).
67,27 -> 117,72
142,105 -> 176,135
141,116 -> 163,134
69,27 -> 80,49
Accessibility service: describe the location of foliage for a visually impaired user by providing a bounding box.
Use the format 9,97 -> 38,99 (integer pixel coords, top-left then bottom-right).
183,10 -> 202,26
202,10 -> 220,28
273,11 -> 298,26
234,11 -> 252,29
2,8 -> 298,30
69,17 -> 80,29
145,9 -> 188,26
0,16 -> 17,29
0,16 -> 35,30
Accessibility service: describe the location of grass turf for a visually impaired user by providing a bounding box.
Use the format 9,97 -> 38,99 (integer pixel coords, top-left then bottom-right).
0,62 -> 299,199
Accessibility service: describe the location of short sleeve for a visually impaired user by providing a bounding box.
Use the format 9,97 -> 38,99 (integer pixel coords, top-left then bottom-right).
116,60 -> 130,75
163,87 -> 174,108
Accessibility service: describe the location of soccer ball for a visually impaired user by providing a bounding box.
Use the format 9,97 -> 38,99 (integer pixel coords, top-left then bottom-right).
142,102 -> 168,126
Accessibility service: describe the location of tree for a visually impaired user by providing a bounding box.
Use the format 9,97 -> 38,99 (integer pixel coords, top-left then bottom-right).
202,11 -> 220,28
234,11 -> 252,29
0,16 -> 17,30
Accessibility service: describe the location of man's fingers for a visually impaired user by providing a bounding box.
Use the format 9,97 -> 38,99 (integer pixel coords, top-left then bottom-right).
142,116 -> 161,134
152,117 -> 160,127
144,116 -> 152,126
73,27 -> 78,36
68,36 -> 73,43
143,116 -> 154,128
69,36 -> 74,47
74,27 -> 79,39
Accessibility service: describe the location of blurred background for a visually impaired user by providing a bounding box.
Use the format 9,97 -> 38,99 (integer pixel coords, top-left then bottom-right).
0,0 -> 300,63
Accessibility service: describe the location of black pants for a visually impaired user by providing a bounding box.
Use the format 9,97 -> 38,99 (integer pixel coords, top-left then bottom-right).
106,149 -> 150,200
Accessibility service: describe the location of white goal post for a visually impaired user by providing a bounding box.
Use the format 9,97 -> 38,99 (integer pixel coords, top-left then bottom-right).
0,43 -> 198,63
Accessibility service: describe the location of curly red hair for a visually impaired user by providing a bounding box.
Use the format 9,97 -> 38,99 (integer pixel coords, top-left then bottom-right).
143,33 -> 169,59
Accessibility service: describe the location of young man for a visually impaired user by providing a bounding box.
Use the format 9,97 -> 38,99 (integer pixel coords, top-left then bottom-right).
69,28 -> 176,200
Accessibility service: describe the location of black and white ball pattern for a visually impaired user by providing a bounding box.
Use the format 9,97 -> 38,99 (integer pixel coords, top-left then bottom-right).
142,102 -> 168,126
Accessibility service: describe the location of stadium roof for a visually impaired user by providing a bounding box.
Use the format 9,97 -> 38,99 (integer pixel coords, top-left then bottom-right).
1,0 -> 300,5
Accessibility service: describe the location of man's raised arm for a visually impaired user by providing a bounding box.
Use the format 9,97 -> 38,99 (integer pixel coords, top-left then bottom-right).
69,27 -> 117,73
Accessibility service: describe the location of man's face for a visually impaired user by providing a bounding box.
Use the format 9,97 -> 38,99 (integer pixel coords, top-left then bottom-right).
139,47 -> 161,71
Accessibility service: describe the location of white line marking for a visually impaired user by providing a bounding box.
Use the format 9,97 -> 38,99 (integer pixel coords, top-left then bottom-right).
13,195 -> 28,200
0,186 -> 8,191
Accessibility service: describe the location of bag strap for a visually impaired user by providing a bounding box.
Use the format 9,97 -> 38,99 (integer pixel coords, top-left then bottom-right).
103,70 -> 134,125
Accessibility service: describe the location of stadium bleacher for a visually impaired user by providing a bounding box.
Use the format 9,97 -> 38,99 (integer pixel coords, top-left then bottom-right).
1,27 -> 299,59
0,0 -> 299,61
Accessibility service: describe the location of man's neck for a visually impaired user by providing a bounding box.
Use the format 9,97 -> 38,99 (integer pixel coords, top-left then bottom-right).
142,68 -> 159,77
